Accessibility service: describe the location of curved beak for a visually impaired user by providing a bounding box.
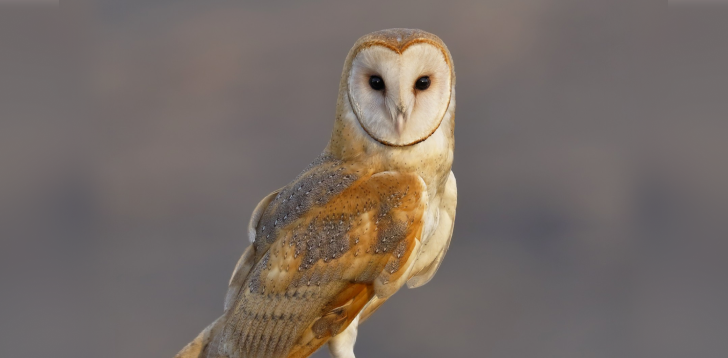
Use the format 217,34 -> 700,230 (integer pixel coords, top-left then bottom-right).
394,111 -> 406,135
386,88 -> 408,135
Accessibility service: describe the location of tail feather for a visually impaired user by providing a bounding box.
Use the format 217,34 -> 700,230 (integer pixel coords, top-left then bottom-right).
174,316 -> 224,358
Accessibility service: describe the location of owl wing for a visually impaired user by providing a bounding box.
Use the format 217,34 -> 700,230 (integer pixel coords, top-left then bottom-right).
359,171 -> 456,324
406,170 -> 457,288
206,170 -> 428,358
225,188 -> 282,311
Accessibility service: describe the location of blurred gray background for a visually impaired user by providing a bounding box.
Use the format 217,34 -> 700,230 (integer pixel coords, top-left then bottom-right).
1,1 -> 726,357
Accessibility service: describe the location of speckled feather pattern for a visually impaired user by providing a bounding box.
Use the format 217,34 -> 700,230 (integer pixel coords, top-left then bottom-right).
202,157 -> 427,358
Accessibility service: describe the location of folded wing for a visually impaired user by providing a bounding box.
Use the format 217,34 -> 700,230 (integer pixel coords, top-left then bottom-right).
205,170 -> 428,358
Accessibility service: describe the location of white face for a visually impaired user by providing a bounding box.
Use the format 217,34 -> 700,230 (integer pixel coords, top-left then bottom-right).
347,43 -> 452,146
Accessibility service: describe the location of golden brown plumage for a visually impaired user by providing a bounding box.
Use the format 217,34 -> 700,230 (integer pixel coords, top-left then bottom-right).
175,28 -> 456,358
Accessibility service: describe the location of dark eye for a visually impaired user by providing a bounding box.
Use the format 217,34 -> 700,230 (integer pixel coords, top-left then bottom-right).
369,76 -> 385,91
415,76 -> 431,90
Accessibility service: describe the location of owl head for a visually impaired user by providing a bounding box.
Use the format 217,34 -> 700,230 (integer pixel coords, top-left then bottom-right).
334,28 -> 455,148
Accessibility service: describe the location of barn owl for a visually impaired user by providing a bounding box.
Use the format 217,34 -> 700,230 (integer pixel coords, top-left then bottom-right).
175,28 -> 456,358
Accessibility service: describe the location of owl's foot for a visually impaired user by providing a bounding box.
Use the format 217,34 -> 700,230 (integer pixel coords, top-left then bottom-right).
327,314 -> 360,358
